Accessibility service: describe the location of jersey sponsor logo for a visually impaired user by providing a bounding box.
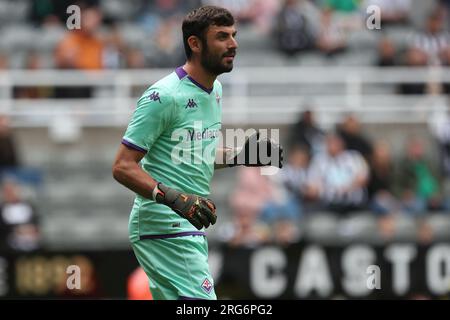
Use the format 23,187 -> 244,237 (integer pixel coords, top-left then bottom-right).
187,128 -> 220,141
170,121 -> 222,165
201,278 -> 213,294
148,91 -> 161,103
185,99 -> 198,109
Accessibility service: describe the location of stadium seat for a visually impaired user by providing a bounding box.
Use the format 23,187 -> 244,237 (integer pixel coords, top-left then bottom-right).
392,214 -> 418,241
304,212 -> 339,243
425,214 -> 450,240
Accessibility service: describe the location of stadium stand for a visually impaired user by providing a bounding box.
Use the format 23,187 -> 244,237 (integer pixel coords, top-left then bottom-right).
0,0 -> 449,251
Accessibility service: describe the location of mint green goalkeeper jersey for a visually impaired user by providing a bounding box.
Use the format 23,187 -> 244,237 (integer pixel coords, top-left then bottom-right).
122,67 -> 222,242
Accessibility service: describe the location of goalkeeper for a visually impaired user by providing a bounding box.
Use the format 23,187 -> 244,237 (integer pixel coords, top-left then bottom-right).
113,6 -> 283,300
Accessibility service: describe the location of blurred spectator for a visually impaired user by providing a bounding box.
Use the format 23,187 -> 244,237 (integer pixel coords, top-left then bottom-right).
337,114 -> 373,160
29,0 -> 100,26
259,178 -> 302,227
315,8 -> 348,57
125,48 -> 146,69
102,23 -> 127,69
376,37 -> 397,67
24,51 -> 42,70
307,132 -> 369,214
273,145 -> 311,205
363,0 -> 411,25
417,219 -> 434,244
410,11 -> 450,65
146,17 -> 185,68
0,115 -> 19,172
430,112 -> 450,178
54,5 -> 104,98
288,109 -> 325,155
29,0 -> 67,26
259,146 -> 311,244
322,0 -> 360,13
29,0 -> 57,26
225,209 -> 271,247
127,267 -> 153,300
153,0 -> 185,18
377,212 -> 396,240
0,179 -> 41,252
242,0 -> 281,34
224,167 -> 273,247
368,141 -> 400,215
397,137 -> 442,215
229,167 -> 274,219
0,53 -> 8,69
321,0 -> 362,30
272,220 -> 301,245
439,0 -> 450,31
440,48 -> 450,94
55,6 -> 104,70
397,47 -> 428,95
136,0 -> 186,32
227,153 -> 306,245
203,0 -> 280,34
14,52 -> 53,99
429,111 -> 450,210
274,0 -> 317,56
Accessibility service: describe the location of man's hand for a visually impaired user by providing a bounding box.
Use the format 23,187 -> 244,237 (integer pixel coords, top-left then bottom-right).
229,131 -> 284,168
153,183 -> 217,230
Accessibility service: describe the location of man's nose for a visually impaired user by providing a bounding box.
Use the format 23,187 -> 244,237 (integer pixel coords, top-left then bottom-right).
229,37 -> 238,50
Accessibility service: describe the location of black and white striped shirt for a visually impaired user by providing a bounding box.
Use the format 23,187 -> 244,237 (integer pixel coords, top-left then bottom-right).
308,150 -> 369,206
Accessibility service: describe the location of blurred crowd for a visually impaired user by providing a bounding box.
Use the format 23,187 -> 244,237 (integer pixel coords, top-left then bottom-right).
0,0 -> 450,251
0,0 -> 447,98
0,115 -> 41,253
0,0 -> 447,69
221,110 -> 450,247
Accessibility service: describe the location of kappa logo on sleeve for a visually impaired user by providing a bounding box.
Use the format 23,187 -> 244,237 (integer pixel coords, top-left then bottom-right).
148,91 -> 161,103
201,278 -> 213,294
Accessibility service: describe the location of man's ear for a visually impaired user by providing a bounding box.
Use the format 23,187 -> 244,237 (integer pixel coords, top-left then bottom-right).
187,35 -> 202,55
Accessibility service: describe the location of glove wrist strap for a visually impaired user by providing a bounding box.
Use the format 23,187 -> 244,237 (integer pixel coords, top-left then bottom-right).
152,182 -> 166,202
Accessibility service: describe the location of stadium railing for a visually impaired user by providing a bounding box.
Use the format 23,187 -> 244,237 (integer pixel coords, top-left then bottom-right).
0,66 -> 449,128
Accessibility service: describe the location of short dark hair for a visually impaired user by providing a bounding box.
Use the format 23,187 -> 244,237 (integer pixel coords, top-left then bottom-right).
182,6 -> 235,60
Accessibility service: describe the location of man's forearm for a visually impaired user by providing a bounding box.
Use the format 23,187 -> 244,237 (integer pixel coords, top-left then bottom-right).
112,161 -> 157,200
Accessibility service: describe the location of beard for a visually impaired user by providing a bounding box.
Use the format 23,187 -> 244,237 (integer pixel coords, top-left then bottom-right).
200,41 -> 235,76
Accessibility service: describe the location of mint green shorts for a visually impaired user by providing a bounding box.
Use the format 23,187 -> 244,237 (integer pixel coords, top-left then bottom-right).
131,234 -> 216,300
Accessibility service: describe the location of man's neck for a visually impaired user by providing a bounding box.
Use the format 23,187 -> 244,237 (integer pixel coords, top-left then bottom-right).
183,61 -> 216,91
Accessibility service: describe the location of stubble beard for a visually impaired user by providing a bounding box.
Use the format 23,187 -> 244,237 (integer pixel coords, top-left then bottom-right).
200,41 -> 234,76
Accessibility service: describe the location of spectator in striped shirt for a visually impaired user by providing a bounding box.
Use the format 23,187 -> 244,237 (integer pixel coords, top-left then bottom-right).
307,132 -> 370,214
260,145 -> 311,244
409,11 -> 449,66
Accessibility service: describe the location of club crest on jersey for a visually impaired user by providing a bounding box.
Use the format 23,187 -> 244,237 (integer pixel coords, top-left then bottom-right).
148,91 -> 161,103
185,99 -> 198,109
201,278 -> 213,294
216,92 -> 220,105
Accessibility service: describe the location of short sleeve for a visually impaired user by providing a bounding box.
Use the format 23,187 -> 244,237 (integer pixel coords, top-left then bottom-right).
122,86 -> 175,153
215,80 -> 223,98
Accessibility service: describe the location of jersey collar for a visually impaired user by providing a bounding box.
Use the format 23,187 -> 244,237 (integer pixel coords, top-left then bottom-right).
175,66 -> 213,95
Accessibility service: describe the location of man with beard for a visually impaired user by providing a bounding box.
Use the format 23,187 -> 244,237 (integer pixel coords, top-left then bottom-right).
113,6 -> 283,300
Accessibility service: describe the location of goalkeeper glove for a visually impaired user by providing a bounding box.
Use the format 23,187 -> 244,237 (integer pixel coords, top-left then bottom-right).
229,131 -> 284,168
153,182 -> 217,230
